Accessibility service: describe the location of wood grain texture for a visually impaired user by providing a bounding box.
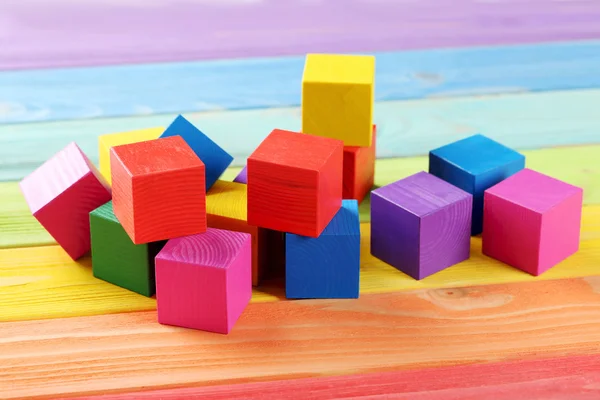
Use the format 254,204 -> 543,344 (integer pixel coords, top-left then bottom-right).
247,129 -> 343,238
484,169 -> 584,276
3,144 -> 599,250
111,136 -> 207,244
4,277 -> 600,399
90,201 -> 162,297
19,142 -> 112,260
69,354 -> 600,399
343,125 -> 376,203
3,0 -> 600,70
3,89 -> 600,181
155,229 -> 252,334
2,206 -> 599,322
3,40 -> 600,124
285,200 -> 361,299
371,172 -> 472,280
207,180 -> 274,286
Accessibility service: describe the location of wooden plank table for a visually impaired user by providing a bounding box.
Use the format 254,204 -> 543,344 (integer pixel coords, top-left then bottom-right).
1,1 -> 599,398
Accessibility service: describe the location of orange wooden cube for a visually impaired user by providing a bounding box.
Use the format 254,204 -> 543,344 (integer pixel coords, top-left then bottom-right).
110,136 -> 207,244
343,125 -> 377,203
207,180 -> 284,286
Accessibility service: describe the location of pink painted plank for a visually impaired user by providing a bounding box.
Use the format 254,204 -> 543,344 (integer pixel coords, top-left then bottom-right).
1,0 -> 600,70
68,354 -> 600,399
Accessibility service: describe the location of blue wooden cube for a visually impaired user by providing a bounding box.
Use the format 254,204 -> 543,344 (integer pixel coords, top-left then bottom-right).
285,199 -> 360,299
160,115 -> 233,190
429,134 -> 525,235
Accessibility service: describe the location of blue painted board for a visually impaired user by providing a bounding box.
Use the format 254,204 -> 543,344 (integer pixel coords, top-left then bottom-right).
2,89 -> 599,182
429,134 -> 526,235
160,115 -> 233,190
2,40 -> 600,124
286,200 -> 361,299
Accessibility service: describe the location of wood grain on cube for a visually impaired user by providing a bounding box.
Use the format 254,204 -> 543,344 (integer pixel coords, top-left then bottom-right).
343,125 -> 376,203
110,135 -> 207,244
155,228 -> 252,334
247,129 -> 343,238
19,142 -> 111,260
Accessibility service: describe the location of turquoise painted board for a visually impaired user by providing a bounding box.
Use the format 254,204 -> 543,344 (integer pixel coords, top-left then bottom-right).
2,89 -> 599,182
1,40 -> 600,124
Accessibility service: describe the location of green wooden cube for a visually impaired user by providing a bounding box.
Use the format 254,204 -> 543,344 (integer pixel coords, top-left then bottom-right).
90,201 -> 164,296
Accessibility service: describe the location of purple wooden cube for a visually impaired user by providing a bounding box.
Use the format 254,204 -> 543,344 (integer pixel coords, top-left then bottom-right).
233,165 -> 247,184
370,171 -> 473,280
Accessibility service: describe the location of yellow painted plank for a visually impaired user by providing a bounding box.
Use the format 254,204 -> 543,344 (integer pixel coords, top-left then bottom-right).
1,206 -> 599,322
2,144 -> 599,250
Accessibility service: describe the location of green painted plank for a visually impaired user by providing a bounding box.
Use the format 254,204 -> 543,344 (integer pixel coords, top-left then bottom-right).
2,89 -> 599,182
3,145 -> 599,250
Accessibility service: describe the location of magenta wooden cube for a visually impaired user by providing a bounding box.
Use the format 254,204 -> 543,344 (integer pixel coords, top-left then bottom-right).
155,228 -> 252,334
19,142 -> 112,260
370,171 -> 472,280
483,168 -> 583,276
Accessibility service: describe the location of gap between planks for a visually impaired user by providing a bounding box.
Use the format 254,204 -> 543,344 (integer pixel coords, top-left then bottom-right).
1,88 -> 600,181
2,277 -> 600,399
2,144 -> 599,250
2,40 -> 600,124
1,206 -> 599,323
66,354 -> 600,400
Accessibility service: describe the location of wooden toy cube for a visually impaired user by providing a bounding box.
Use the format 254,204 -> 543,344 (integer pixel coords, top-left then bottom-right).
247,129 -> 343,238
371,171 -> 472,280
160,115 -> 233,190
98,127 -> 163,184
302,53 -> 375,147
429,134 -> 525,235
155,228 -> 252,334
343,125 -> 376,203
483,168 -> 583,276
90,201 -> 165,296
19,142 -> 111,260
110,135 -> 207,244
286,199 -> 360,299
233,166 -> 247,184
207,180 -> 284,286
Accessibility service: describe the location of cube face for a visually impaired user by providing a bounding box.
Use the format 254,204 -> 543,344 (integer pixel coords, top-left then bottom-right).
160,115 -> 233,190
343,125 -> 376,203
98,127 -> 163,184
247,129 -> 343,238
90,201 -> 163,297
155,229 -> 252,334
20,142 -> 111,260
302,54 -> 375,147
286,200 -> 361,299
207,180 -> 265,286
429,134 -> 525,235
233,166 -> 248,184
110,136 -> 207,244
482,169 -> 583,275
371,172 -> 472,279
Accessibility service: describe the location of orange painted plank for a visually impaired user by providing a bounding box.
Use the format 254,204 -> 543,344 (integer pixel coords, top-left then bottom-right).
70,354 -> 600,399
2,277 -> 600,399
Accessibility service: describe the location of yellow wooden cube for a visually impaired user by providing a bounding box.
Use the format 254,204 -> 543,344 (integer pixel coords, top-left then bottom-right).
301,53 -> 375,147
98,127 -> 164,184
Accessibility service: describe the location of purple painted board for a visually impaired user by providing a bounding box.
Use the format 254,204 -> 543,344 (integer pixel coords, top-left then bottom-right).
2,0 -> 600,70
370,171 -> 472,280
233,166 -> 247,185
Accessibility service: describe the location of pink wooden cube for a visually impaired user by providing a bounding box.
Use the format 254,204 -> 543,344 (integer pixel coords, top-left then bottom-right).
19,142 -> 112,260
155,228 -> 252,334
483,168 -> 583,276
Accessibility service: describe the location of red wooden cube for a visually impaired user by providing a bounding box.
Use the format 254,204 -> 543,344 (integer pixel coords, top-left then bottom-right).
343,125 -> 377,203
247,129 -> 343,238
110,135 -> 207,244
19,142 -> 112,260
